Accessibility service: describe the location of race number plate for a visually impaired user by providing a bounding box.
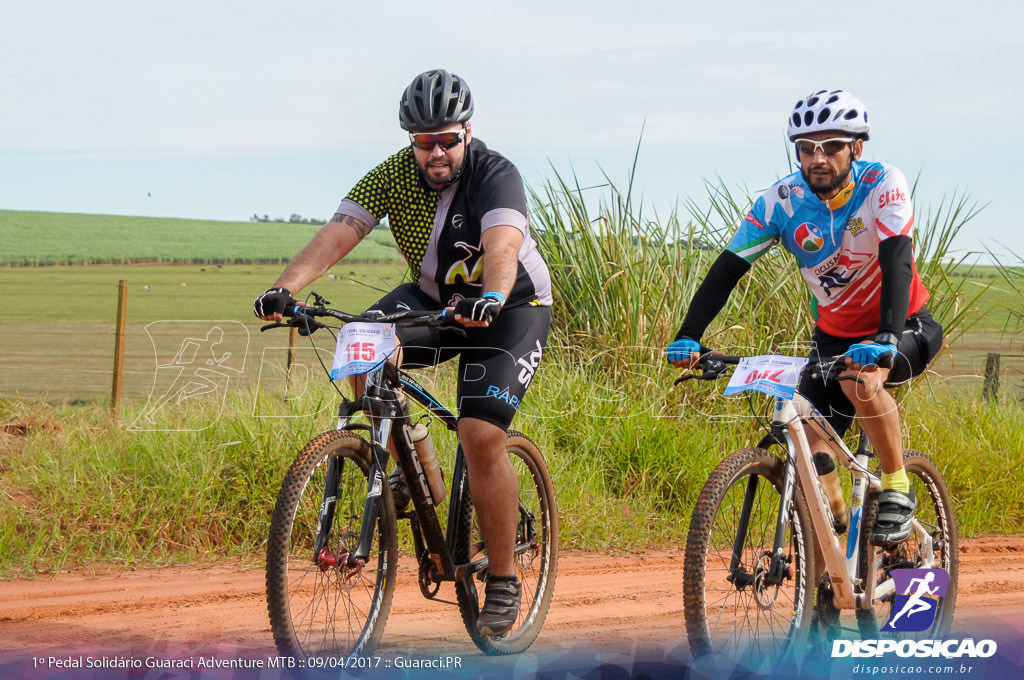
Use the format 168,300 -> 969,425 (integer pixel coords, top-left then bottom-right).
723,354 -> 807,399
330,322 -> 397,380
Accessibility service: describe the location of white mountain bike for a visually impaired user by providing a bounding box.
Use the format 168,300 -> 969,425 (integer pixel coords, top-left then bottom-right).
679,352 -> 958,661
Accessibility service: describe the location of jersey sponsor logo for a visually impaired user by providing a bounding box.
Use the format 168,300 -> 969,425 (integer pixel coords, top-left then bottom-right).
485,384 -> 521,409
444,240 -> 484,286
862,167 -> 883,184
789,184 -> 805,199
517,340 -> 544,387
744,213 -> 765,230
777,184 -> 790,199
452,213 -> 465,230
878,188 -> 908,210
795,222 -> 825,252
815,251 -> 870,298
846,216 -> 866,236
813,251 -> 843,277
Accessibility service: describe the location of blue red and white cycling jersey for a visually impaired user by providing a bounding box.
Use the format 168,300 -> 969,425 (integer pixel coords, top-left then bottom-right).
727,160 -> 929,338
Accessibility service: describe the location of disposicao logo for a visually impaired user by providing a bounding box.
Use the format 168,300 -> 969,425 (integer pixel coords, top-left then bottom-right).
831,567 -> 998,660
883,568 -> 948,632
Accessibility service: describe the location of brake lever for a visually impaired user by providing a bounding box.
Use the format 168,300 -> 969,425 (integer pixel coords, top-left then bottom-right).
260,322 -> 291,332
673,363 -> 730,385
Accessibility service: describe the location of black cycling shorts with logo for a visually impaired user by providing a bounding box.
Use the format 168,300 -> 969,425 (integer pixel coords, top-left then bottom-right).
368,283 -> 551,431
798,306 -> 944,437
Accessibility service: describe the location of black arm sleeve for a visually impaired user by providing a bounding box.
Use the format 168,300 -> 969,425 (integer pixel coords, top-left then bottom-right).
877,235 -> 914,337
673,250 -> 752,342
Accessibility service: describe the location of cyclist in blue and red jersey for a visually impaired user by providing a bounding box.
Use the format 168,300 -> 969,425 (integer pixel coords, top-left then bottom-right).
254,69 -> 552,636
667,90 -> 942,547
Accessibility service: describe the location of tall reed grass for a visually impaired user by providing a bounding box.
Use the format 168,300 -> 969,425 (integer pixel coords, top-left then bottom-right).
2,162 -> 1022,575
530,163 -> 994,357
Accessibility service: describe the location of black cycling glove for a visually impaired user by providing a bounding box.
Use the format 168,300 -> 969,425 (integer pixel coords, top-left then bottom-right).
253,287 -> 292,318
454,293 -> 504,324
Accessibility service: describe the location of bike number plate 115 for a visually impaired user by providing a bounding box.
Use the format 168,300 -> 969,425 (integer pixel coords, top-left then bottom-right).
330,322 -> 397,380
723,354 -> 808,399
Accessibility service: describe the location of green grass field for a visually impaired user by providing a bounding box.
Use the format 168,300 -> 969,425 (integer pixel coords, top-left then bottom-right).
0,210 -> 403,265
0,263 -> 407,401
1,205 -> 1022,575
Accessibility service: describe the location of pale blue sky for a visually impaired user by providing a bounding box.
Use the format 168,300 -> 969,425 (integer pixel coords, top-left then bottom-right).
2,1 -> 1022,260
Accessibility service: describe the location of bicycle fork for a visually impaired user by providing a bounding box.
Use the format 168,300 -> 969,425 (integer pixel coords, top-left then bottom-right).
731,429 -> 799,590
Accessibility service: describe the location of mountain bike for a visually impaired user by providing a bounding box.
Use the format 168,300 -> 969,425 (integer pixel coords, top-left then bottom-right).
261,294 -> 558,658
678,352 -> 958,661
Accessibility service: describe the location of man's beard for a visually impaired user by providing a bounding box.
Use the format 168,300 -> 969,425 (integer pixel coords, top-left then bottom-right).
801,155 -> 853,197
418,155 -> 465,190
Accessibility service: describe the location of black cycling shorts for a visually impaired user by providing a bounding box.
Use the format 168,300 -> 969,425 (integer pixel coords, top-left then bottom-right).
368,283 -> 551,431
798,306 -> 944,437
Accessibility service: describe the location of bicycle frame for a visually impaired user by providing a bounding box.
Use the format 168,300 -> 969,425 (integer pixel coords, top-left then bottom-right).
317,358 -> 458,579
318,357 -> 536,587
760,391 -> 939,611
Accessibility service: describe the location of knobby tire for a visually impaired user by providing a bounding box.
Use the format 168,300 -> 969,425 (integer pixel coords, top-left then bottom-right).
684,447 -> 816,661
453,432 -> 558,655
266,430 -> 398,659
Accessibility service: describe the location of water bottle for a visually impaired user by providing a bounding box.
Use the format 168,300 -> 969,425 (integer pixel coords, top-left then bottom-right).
813,451 -> 848,534
409,423 -> 445,505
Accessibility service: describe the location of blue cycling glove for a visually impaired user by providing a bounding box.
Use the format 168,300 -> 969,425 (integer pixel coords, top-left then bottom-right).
666,337 -> 701,363
844,342 -> 897,367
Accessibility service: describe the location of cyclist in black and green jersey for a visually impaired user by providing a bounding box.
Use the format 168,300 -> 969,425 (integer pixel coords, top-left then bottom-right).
254,69 -> 552,637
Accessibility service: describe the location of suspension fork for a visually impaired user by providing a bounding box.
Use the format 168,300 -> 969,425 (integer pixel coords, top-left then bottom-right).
311,397 -> 369,563
727,426 -> 797,587
761,428 -> 799,586
312,456 -> 342,560
349,393 -> 397,565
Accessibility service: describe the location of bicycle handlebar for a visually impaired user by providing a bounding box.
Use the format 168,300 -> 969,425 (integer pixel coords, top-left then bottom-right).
674,352 -> 868,386
259,291 -> 458,335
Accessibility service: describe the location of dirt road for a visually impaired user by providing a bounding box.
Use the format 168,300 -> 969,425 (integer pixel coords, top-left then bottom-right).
1,537 -> 1023,675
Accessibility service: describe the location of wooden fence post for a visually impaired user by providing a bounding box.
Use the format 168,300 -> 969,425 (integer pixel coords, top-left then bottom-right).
111,280 -> 128,412
983,352 -> 1000,400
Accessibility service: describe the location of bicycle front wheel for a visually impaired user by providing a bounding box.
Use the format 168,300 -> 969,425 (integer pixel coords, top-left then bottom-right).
266,430 -> 398,659
454,432 -> 558,655
857,449 -> 958,638
684,447 -> 816,661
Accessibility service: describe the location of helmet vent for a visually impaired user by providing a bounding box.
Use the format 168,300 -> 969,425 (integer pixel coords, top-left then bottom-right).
817,108 -> 831,124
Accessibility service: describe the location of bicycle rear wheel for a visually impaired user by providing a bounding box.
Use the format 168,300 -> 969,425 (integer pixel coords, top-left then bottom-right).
454,432 -> 558,655
266,430 -> 398,659
857,450 -> 958,638
684,448 -> 816,661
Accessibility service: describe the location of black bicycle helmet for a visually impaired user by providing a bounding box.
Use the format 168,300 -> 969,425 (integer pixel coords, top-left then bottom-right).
399,69 -> 474,132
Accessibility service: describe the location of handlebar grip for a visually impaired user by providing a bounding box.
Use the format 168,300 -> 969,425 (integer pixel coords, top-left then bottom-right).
876,352 -> 894,369
282,302 -> 301,318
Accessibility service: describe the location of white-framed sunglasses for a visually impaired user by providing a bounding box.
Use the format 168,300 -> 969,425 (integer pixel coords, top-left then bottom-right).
793,137 -> 854,156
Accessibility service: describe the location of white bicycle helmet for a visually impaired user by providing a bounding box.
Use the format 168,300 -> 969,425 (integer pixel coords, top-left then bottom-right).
787,90 -> 870,141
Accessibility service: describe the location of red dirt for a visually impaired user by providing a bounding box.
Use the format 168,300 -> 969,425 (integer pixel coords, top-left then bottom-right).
1,536 -> 1022,667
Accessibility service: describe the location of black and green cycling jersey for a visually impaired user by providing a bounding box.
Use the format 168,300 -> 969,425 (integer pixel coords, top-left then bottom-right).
335,139 -> 552,308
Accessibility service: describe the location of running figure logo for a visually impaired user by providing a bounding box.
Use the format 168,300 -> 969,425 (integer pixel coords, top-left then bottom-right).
882,568 -> 950,632
131,321 -> 248,431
